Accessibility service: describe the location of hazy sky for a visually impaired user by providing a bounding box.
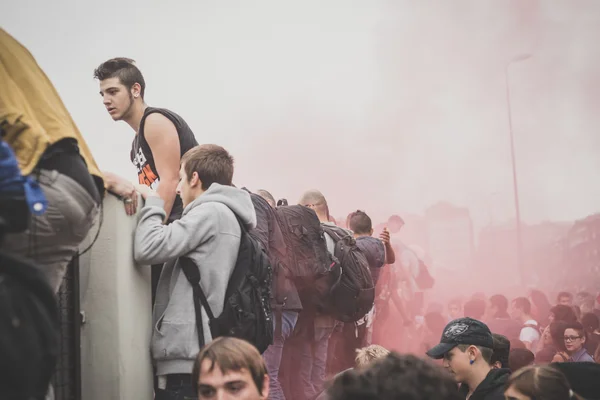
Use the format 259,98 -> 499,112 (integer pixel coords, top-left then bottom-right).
3,0 -> 600,228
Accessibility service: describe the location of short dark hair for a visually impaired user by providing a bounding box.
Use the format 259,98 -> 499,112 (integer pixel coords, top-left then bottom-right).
181,144 -> 234,190
491,334 -> 510,369
456,344 -> 494,365
550,305 -> 578,324
191,337 -> 267,395
581,313 -> 600,332
508,349 -> 535,372
464,299 -> 486,320
348,210 -> 373,235
93,57 -> 146,98
564,321 -> 586,341
557,291 -> 573,302
490,294 -> 509,313
512,297 -> 531,314
327,353 -> 461,400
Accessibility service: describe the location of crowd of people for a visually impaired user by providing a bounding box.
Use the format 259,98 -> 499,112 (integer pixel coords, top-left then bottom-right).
1,27 -> 600,400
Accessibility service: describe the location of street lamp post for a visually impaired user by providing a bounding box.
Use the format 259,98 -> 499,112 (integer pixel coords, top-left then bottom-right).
505,53 -> 531,286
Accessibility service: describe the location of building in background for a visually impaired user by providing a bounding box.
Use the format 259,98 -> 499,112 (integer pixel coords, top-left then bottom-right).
559,213 -> 600,292
474,220 -> 571,293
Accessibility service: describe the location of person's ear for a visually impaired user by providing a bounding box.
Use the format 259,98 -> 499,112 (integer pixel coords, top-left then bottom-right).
468,346 -> 478,363
131,82 -> 142,99
190,172 -> 200,188
261,374 -> 270,399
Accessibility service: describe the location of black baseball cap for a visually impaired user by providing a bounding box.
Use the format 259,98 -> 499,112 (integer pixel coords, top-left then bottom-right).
426,317 -> 494,359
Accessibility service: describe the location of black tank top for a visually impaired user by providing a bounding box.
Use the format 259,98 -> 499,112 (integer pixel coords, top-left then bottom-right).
130,107 -> 198,222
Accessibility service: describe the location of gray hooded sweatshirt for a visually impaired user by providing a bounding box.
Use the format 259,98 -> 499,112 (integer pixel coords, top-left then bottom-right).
134,183 -> 257,376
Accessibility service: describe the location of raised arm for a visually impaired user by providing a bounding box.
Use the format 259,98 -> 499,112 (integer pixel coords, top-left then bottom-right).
379,228 -> 396,265
133,196 -> 215,265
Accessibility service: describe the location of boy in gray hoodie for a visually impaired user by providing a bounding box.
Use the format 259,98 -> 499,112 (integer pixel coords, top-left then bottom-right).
133,144 -> 257,400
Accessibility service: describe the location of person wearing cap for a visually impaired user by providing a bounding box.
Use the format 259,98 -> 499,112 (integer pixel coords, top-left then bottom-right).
426,318 -> 510,400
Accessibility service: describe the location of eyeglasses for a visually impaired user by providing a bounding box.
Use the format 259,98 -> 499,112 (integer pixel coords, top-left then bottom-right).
564,336 -> 582,342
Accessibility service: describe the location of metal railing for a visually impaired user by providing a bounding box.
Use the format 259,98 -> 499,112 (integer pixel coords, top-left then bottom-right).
52,256 -> 81,400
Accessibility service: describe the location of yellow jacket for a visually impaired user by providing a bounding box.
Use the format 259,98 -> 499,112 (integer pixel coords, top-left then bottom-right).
0,28 -> 103,187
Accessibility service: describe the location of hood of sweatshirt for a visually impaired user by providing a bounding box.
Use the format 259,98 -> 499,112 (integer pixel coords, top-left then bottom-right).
469,368 -> 510,400
183,183 -> 256,230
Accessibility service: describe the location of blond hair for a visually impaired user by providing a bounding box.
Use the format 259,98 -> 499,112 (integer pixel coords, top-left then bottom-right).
355,345 -> 390,369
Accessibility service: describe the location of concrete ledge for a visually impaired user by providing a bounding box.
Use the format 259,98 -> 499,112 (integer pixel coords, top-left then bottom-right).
79,194 -> 153,399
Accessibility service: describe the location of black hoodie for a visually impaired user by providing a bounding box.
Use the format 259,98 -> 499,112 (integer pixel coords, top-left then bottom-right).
459,369 -> 510,400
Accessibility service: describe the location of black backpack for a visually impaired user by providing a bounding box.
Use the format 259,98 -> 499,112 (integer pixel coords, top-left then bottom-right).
274,205 -> 340,313
414,258 -> 435,290
180,212 -> 273,354
321,225 -> 375,322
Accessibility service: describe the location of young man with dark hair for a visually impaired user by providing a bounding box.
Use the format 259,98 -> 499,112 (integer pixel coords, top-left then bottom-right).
94,57 -> 198,221
511,297 -> 540,351
327,353 -> 461,400
1,28 -> 102,293
347,210 -> 395,285
427,318 -> 510,400
557,291 -> 573,306
329,210 -> 396,373
133,144 -> 257,400
563,321 -> 594,362
192,337 -> 269,400
486,294 -> 522,341
95,57 -> 199,306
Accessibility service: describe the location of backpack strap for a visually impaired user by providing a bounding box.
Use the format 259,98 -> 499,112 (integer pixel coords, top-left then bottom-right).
321,225 -> 344,242
180,209 -> 247,346
180,256 -> 216,347
273,261 -> 287,340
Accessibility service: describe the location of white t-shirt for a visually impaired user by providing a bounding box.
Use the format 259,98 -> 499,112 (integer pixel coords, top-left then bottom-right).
519,320 -> 540,349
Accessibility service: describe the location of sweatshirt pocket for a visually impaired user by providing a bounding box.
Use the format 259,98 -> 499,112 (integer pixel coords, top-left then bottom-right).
151,320 -> 199,361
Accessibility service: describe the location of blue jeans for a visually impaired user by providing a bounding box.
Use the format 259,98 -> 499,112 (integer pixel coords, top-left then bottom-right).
263,311 -> 299,400
299,317 -> 335,400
